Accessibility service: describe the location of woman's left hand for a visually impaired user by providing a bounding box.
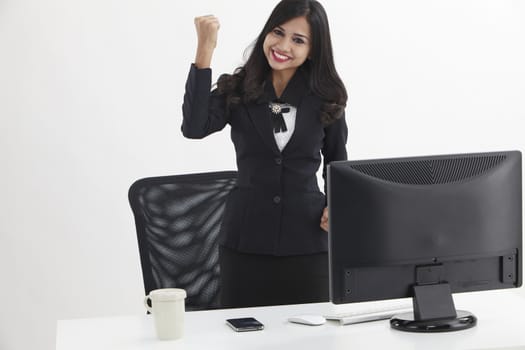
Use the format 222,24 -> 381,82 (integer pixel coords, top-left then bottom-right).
320,207 -> 329,232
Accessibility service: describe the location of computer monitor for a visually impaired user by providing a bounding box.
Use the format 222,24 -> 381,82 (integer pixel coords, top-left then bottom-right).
327,150 -> 522,332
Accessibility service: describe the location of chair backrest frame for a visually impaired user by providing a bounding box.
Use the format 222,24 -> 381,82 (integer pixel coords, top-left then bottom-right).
129,171 -> 237,310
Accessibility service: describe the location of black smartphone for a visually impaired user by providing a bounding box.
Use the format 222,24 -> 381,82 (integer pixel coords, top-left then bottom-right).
226,317 -> 265,332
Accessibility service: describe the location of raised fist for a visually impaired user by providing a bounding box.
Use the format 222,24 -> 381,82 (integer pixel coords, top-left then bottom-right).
194,15 -> 220,50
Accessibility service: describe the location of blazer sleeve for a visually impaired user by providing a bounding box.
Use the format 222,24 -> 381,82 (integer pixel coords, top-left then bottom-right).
321,113 -> 349,197
181,64 -> 229,139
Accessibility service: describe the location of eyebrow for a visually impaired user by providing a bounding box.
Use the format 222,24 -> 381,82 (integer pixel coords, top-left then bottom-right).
276,25 -> 310,40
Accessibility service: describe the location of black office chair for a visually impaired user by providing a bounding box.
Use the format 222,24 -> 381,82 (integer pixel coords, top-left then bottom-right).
129,171 -> 237,311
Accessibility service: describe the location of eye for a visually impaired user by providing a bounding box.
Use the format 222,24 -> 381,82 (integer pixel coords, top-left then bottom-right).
272,28 -> 284,36
293,37 -> 305,44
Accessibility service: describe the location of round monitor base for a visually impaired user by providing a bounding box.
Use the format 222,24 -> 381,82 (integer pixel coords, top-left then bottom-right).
390,310 -> 477,332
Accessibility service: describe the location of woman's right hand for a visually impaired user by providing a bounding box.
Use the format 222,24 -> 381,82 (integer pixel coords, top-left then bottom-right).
194,15 -> 220,68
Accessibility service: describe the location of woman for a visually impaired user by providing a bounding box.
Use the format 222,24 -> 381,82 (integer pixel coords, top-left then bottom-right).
182,0 -> 348,307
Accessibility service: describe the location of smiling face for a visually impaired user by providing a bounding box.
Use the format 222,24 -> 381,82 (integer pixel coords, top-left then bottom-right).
262,16 -> 311,82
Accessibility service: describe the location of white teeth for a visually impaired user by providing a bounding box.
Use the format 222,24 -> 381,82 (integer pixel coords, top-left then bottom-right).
273,50 -> 289,60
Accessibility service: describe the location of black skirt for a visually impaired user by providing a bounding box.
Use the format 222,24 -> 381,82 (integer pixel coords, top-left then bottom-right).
219,245 -> 329,308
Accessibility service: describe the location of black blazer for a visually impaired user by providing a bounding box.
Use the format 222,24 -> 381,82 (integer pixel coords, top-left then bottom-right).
182,64 -> 348,256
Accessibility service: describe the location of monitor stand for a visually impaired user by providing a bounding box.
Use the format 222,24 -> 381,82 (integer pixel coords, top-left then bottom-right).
390,282 -> 477,332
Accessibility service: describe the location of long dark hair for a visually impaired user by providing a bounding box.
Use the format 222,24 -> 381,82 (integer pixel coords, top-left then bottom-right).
217,0 -> 347,125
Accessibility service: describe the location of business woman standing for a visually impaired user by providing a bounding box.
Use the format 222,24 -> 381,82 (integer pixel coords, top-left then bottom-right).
182,0 -> 348,307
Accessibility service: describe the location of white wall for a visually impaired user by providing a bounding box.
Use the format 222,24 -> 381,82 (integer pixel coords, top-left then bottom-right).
1,1 -> 524,349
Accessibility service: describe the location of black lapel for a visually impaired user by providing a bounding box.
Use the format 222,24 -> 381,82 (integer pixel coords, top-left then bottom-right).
279,68 -> 311,153
246,102 -> 281,155
245,67 -> 311,155
278,67 -> 309,107
246,76 -> 280,155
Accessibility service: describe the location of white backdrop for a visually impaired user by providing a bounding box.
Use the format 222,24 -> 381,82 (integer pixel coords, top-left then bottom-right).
1,1 -> 524,349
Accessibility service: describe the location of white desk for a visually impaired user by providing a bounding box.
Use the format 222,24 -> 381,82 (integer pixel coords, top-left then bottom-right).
57,289 -> 525,350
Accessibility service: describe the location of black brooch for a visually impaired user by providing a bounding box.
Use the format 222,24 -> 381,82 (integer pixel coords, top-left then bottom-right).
269,101 -> 290,133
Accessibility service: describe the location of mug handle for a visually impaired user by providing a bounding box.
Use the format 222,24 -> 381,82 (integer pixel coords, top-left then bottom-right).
144,295 -> 153,313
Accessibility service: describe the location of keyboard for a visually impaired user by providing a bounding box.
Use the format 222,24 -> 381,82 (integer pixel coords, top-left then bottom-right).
324,303 -> 413,325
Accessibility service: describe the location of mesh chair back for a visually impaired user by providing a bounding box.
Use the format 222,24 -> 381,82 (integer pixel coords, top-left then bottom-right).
129,171 -> 237,310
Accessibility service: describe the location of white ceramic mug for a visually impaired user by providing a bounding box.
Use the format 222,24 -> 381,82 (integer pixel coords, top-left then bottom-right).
144,288 -> 187,340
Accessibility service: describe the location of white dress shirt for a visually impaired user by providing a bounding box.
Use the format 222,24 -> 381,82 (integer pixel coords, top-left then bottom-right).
273,104 -> 296,152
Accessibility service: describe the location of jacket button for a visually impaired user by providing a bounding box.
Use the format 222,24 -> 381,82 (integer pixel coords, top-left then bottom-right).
275,157 -> 282,165
273,195 -> 281,204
